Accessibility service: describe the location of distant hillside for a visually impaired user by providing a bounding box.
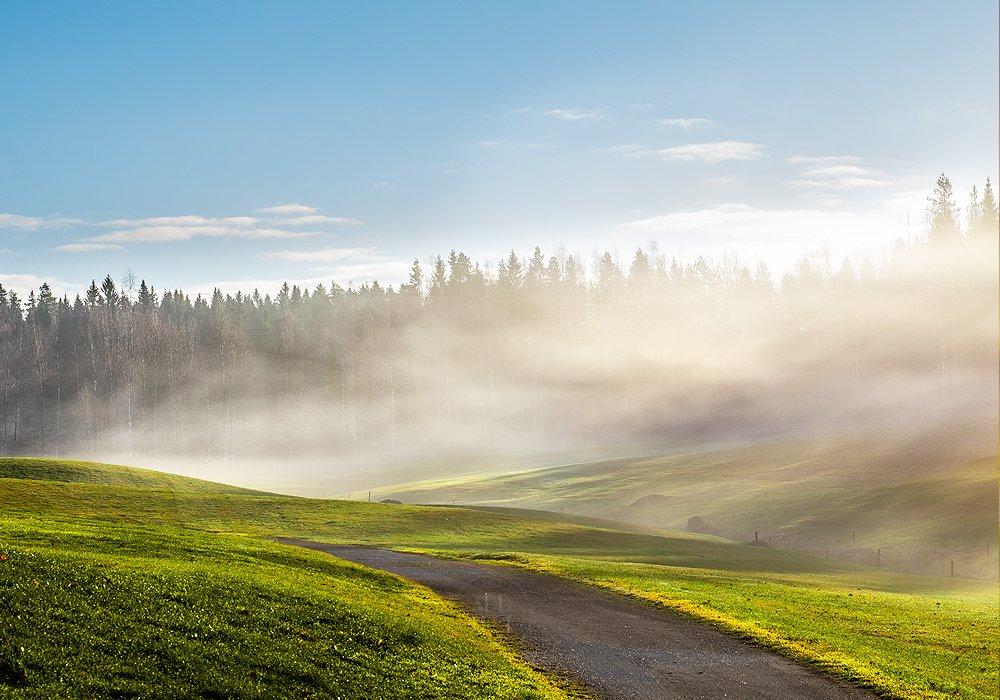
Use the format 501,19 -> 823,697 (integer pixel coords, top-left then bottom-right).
380,419 -> 999,580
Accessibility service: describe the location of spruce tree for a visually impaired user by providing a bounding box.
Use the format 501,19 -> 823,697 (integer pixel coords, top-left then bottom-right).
927,173 -> 959,245
978,177 -> 998,238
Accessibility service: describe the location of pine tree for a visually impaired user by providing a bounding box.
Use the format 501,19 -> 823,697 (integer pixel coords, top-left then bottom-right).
977,177 -> 998,239
967,185 -> 981,232
137,280 -> 154,309
36,283 -> 55,328
629,249 -> 652,286
402,259 -> 423,298
86,280 -> 102,306
497,250 -> 523,289
429,256 -> 447,296
545,255 -> 561,286
927,173 -> 959,245
525,247 -> 545,287
101,275 -> 119,309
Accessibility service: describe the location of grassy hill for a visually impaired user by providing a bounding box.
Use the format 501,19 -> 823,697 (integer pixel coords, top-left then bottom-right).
380,420 -> 999,580
0,456 -> 251,492
0,460 -> 570,700
1,457 -> 996,699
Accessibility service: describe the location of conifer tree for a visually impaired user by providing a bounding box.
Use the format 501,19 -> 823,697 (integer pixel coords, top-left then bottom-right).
927,173 -> 959,245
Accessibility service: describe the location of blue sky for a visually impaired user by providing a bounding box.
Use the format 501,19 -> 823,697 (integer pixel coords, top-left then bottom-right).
1,1 -> 997,297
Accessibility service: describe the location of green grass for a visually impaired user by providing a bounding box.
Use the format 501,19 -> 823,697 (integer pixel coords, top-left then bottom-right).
0,463 -> 566,699
1,456 -> 997,699
504,556 -> 998,700
0,456 -> 250,493
381,421 -> 999,580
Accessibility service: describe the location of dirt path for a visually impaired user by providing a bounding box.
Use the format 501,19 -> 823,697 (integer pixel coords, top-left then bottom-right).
280,540 -> 877,700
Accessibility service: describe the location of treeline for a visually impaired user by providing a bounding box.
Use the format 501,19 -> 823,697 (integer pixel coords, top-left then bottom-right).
1,175 -> 997,463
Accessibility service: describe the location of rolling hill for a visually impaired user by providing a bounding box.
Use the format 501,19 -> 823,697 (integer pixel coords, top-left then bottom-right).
1,456 -> 996,699
379,420 -> 999,580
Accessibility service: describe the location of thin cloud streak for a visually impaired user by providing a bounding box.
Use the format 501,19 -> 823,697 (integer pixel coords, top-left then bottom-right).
13,203 -> 363,247
87,225 -> 319,244
284,215 -> 363,227
787,157 -> 902,190
603,141 -> 764,163
55,243 -> 124,253
261,247 -> 374,263
786,155 -> 863,165
256,203 -> 317,215
659,117 -> 715,129
0,213 -> 83,230
542,108 -> 603,121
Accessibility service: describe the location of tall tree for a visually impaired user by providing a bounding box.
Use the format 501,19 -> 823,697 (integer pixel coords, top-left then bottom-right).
927,173 -> 959,245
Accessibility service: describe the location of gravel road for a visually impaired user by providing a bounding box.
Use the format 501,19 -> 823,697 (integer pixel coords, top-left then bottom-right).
280,540 -> 877,700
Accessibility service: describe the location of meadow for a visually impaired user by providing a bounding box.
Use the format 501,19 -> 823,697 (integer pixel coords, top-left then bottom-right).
380,421 -> 999,580
1,457 -> 996,699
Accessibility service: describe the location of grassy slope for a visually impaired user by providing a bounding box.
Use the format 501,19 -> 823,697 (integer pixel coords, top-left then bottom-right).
523,557 -> 997,700
0,461 -> 565,700
380,422 -> 999,580
1,458 -> 997,699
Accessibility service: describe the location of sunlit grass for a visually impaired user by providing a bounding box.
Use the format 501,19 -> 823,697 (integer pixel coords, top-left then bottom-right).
1,457 -> 996,699
0,465 -> 566,699
502,556 -> 997,700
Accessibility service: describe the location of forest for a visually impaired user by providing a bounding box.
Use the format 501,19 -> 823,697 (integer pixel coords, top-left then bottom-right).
2,175 -> 997,468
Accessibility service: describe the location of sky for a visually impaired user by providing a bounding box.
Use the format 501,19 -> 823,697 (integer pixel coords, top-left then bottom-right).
1,1 -> 997,299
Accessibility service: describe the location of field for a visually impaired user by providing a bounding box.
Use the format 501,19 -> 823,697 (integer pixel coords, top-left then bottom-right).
379,420 -> 999,580
0,460 -> 567,700
1,457 -> 996,699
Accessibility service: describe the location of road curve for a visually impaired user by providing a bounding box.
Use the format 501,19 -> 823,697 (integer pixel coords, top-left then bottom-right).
279,540 -> 877,700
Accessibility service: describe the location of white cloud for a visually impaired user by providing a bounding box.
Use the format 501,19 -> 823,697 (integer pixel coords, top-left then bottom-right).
311,260 -> 411,283
543,108 -> 603,121
284,214 -> 363,227
593,144 -> 646,155
799,164 -> 873,178
261,247 -> 374,263
48,203 -> 365,245
0,213 -> 82,230
259,247 -> 409,285
605,141 -> 764,163
786,155 -> 863,165
473,139 -> 546,150
0,273 -> 78,298
54,243 -> 124,253
618,202 -> 908,274
100,215 -> 254,228
87,225 -> 317,244
0,213 -> 46,230
788,158 -> 901,190
256,203 -> 317,215
654,141 -> 763,162
659,117 -> 715,129
792,177 -> 899,190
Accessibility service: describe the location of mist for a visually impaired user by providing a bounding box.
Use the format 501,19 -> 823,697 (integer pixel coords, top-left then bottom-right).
1,177 -> 996,494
